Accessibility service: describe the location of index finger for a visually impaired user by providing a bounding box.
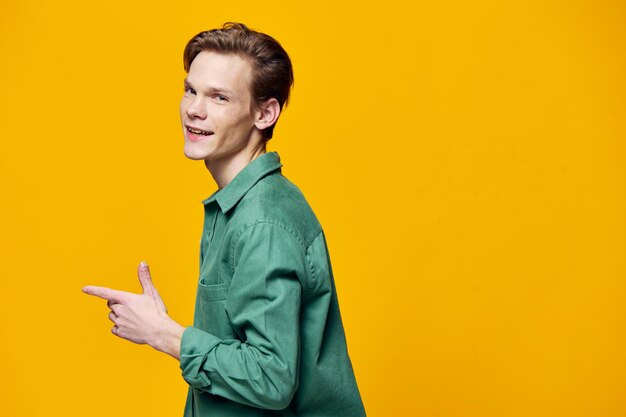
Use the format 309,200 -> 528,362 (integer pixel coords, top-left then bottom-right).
82,286 -> 128,303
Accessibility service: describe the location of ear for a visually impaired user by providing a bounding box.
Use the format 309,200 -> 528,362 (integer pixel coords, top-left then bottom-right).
253,98 -> 281,131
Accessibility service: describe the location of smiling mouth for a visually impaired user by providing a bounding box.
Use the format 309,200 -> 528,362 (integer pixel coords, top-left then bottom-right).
187,126 -> 214,136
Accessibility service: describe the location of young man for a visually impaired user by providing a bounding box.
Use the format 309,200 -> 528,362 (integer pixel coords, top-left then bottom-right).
83,23 -> 366,416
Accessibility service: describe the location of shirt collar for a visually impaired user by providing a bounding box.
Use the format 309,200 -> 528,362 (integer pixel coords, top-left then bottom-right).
202,152 -> 283,213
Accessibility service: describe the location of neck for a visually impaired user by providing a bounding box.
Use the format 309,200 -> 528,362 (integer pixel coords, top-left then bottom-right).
205,143 -> 267,189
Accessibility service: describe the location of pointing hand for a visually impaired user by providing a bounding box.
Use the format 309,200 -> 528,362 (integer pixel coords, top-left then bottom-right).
83,262 -> 185,359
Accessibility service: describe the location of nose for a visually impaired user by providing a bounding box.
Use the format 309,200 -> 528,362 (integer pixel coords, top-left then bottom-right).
185,96 -> 206,119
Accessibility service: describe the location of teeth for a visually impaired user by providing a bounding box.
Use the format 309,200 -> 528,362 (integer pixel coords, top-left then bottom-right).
188,127 -> 212,135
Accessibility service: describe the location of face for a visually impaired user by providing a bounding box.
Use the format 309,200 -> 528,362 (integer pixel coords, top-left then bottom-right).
180,51 -> 262,164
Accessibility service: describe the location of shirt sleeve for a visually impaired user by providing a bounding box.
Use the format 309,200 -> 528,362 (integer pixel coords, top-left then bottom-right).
179,221 -> 305,410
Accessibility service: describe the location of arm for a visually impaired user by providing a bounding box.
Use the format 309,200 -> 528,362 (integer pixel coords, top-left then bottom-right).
180,222 -> 304,410
82,262 -> 185,360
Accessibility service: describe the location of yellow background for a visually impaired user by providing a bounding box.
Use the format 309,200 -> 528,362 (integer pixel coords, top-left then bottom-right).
1,1 -> 625,416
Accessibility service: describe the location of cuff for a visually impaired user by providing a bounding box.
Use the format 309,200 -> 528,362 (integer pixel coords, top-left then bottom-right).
179,326 -> 222,390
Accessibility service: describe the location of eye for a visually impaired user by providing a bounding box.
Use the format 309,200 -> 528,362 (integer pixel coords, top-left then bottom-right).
184,87 -> 196,95
213,94 -> 229,102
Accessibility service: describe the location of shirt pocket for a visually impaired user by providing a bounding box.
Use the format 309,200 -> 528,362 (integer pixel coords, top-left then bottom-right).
197,280 -> 228,301
194,281 -> 235,339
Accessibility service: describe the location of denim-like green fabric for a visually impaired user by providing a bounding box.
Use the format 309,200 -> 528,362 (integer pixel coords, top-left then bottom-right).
180,152 -> 366,417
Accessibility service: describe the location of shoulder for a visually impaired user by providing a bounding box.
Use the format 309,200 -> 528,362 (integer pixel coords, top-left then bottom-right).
231,172 -> 322,249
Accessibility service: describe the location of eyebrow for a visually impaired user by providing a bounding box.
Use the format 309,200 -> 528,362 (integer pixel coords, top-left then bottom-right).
183,78 -> 236,96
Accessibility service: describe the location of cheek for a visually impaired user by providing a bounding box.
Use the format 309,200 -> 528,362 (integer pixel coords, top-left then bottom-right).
180,97 -> 196,117
229,109 -> 255,130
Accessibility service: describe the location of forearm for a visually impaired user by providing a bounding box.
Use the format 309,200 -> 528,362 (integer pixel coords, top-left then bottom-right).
180,327 -> 298,410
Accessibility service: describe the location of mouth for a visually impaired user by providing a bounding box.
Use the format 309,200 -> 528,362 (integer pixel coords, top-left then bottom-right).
185,125 -> 215,142
186,126 -> 214,136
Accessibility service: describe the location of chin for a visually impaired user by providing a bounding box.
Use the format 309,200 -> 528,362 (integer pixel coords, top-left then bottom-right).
183,145 -> 210,161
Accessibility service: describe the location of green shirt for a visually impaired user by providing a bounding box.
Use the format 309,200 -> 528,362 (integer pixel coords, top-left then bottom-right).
179,152 -> 366,417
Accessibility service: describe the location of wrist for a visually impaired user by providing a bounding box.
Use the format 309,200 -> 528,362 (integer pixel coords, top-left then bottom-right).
152,316 -> 185,360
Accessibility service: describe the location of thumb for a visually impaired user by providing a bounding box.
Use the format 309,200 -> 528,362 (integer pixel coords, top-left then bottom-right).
137,261 -> 156,295
138,261 -> 167,312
